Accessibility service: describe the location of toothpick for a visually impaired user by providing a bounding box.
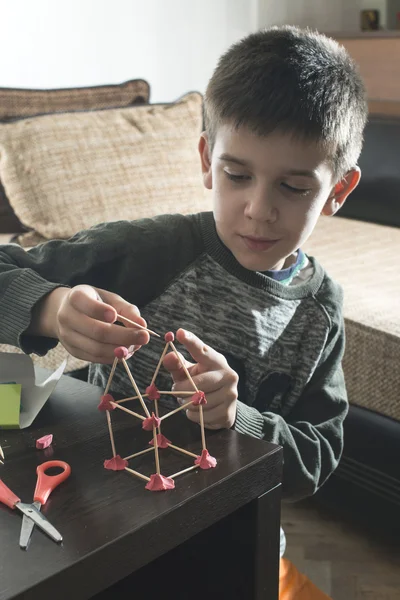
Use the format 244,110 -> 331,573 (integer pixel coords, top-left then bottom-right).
169,464 -> 199,479
115,390 -> 194,404
104,357 -> 118,395
123,447 -> 154,461
152,427 -> 161,475
124,467 -> 151,482
115,394 -> 149,404
122,359 -> 151,418
167,443 -> 198,459
106,411 -> 117,457
0,459 -> 3,465
199,405 -> 206,451
116,314 -> 160,338
169,342 -> 198,391
160,399 -> 194,421
150,342 -> 170,385
158,390 -> 195,396
154,398 -> 161,435
112,403 -> 145,420
0,445 -> 4,460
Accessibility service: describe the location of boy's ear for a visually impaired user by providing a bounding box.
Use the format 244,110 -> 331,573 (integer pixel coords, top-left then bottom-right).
322,167 -> 361,216
198,133 -> 213,190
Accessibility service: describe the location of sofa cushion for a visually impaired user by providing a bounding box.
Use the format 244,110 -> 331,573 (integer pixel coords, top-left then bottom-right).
337,115 -> 400,228
0,79 -> 150,122
0,92 -> 211,246
0,79 -> 151,235
303,215 -> 400,422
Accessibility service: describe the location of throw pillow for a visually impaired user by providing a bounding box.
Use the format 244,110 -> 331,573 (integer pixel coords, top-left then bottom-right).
0,79 -> 150,122
0,92 -> 211,245
0,79 -> 150,234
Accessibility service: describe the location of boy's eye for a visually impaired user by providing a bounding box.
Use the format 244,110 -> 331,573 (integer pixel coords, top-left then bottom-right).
225,171 -> 251,183
281,182 -> 311,195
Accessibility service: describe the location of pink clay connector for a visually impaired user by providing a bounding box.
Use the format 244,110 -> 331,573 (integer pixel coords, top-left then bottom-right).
195,449 -> 217,469
114,346 -> 129,359
146,384 -> 161,400
142,413 -> 161,431
98,394 -> 116,411
145,474 -> 175,491
104,455 -> 128,471
35,434 -> 53,450
192,391 -> 207,406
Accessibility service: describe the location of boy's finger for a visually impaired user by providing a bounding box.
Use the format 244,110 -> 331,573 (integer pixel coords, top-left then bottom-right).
69,285 -> 115,322
64,304 -> 149,348
96,288 -> 149,330
175,328 -> 225,369
62,328 -> 124,364
163,350 -> 195,383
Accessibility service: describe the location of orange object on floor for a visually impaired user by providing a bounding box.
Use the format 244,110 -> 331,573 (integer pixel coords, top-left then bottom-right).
279,558 -> 332,600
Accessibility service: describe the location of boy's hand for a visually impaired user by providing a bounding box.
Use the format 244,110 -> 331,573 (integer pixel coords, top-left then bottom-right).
163,328 -> 238,429
30,284 -> 150,364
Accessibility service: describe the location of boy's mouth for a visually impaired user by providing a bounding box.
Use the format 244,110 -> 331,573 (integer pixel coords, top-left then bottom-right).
240,235 -> 279,252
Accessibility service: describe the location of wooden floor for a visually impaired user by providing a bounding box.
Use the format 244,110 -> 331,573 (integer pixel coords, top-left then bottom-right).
281,499 -> 400,600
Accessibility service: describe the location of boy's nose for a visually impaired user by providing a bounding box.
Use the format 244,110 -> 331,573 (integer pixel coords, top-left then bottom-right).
244,190 -> 278,223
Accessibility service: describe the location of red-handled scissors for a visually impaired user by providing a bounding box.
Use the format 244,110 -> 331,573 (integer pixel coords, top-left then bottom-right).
0,461 -> 68,548
19,460 -> 71,549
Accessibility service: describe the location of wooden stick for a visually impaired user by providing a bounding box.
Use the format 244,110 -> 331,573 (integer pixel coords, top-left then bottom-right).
115,390 -> 195,403
112,402 -> 145,420
199,405 -> 206,451
0,459 -> 3,465
160,399 -> 194,421
169,342 -> 198,391
150,342 -> 170,386
106,411 -> 117,457
154,398 -> 161,435
0,445 -> 4,460
153,427 -> 161,475
169,465 -> 199,479
124,467 -> 151,482
122,359 -> 151,418
104,357 -> 118,395
115,394 -> 149,404
116,313 -> 160,338
123,447 -> 154,461
158,390 -> 195,396
167,443 -> 198,459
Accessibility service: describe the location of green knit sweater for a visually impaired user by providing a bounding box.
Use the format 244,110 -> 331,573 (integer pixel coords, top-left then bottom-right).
0,212 -> 348,501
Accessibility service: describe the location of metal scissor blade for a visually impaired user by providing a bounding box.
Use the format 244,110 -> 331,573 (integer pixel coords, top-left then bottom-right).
17,502 -> 62,545
19,501 -> 41,549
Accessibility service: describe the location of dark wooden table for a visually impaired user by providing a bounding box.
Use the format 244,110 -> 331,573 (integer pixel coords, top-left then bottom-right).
0,372 -> 282,600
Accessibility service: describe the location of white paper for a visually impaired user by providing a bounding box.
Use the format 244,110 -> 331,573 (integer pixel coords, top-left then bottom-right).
0,353 -> 67,429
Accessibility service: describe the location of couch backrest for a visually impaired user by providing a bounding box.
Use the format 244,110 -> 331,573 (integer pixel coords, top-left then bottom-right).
338,115 -> 400,228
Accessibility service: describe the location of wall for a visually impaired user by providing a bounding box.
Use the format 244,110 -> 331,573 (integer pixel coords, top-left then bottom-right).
0,0 -> 361,102
0,0 -> 257,102
257,0 -> 362,33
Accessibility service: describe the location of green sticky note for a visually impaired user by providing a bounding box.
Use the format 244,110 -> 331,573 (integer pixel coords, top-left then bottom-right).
0,383 -> 21,428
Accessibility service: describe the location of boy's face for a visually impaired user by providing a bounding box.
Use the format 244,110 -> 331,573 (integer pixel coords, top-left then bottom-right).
199,125 -> 359,272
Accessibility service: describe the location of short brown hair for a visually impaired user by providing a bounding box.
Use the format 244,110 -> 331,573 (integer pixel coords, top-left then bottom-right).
204,26 -> 368,179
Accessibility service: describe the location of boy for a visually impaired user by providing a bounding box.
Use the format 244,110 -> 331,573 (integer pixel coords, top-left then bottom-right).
0,26 -> 366,597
